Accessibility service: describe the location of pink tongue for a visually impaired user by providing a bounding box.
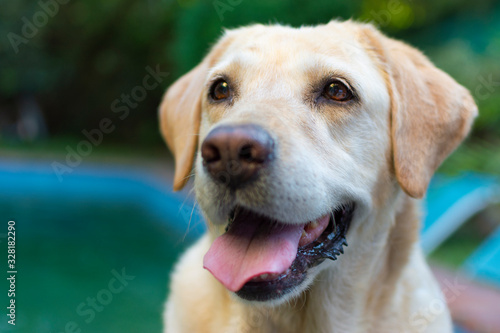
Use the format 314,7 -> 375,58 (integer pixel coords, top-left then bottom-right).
203,212 -> 304,292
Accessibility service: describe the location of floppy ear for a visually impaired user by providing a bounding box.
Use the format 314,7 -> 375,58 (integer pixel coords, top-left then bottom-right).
159,32 -> 235,191
159,62 -> 209,191
361,25 -> 478,198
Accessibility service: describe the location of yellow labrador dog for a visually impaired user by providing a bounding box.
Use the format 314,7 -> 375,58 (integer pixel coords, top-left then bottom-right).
159,20 -> 477,333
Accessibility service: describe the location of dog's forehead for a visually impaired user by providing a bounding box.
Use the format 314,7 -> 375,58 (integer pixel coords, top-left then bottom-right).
209,24 -> 370,77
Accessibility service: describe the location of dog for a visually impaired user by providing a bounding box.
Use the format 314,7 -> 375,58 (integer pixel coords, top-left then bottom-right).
159,20 -> 477,333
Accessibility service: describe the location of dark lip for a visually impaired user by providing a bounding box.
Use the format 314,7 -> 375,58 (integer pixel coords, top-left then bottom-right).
235,203 -> 355,302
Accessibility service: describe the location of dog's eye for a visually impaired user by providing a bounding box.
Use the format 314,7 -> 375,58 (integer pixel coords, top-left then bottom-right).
322,80 -> 352,102
210,80 -> 231,101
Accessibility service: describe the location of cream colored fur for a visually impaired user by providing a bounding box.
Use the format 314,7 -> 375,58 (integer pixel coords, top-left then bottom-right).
159,20 -> 477,333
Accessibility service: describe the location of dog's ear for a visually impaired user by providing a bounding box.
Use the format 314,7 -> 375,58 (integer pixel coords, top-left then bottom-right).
360,25 -> 477,198
159,62 -> 209,191
159,33 -> 234,191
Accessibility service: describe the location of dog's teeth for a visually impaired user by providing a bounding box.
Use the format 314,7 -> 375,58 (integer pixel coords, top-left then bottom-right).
301,230 -> 307,238
310,220 -> 319,229
342,238 -> 348,247
250,272 -> 284,282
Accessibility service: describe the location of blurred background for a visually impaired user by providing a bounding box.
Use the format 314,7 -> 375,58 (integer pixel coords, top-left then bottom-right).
0,0 -> 499,332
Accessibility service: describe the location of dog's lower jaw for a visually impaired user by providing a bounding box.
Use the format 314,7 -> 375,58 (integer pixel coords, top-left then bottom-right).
233,252 -> 451,332
164,196 -> 452,333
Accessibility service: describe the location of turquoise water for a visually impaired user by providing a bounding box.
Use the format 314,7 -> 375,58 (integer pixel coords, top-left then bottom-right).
0,162 -> 201,333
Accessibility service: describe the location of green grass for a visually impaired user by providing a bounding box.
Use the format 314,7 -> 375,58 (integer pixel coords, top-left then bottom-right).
0,195 -> 192,333
0,136 -> 173,166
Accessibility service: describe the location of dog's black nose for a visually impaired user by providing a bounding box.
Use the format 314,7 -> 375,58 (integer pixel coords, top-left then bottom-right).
201,124 -> 274,188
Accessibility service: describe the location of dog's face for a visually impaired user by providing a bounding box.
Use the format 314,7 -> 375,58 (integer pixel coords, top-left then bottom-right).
160,21 -> 476,305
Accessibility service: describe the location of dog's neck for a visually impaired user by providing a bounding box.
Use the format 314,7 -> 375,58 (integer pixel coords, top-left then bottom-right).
234,194 -> 421,333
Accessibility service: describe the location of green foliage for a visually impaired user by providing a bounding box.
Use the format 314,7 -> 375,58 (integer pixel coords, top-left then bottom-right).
0,0 -> 177,144
419,9 -> 500,142
440,139 -> 500,175
169,0 -> 361,76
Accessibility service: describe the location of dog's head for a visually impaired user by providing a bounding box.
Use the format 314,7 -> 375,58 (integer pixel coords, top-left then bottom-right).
160,21 -> 477,305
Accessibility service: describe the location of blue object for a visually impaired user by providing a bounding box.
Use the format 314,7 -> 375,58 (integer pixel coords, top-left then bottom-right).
454,324 -> 475,333
0,159 -> 206,240
463,225 -> 500,288
422,172 -> 500,288
422,173 -> 500,254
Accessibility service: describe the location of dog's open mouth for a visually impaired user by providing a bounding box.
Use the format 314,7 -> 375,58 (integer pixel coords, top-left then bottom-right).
203,203 -> 355,301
